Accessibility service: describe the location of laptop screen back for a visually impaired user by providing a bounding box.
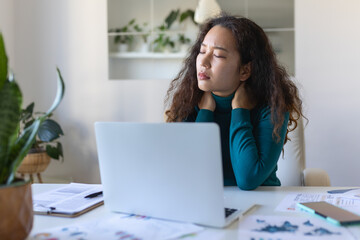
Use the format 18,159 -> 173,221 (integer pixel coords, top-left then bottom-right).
95,122 -> 226,226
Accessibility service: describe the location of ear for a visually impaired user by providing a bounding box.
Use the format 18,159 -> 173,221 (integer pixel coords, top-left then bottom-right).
239,62 -> 251,82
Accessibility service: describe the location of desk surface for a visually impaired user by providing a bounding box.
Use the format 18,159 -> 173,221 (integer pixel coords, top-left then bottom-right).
30,184 -> 360,239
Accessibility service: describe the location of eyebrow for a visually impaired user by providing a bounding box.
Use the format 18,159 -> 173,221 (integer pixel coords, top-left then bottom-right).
201,43 -> 229,53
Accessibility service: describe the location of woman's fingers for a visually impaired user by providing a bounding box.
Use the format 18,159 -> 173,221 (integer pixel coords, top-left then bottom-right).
232,83 -> 257,110
198,91 -> 216,111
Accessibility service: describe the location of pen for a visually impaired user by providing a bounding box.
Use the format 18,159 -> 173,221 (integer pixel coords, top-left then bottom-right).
84,191 -> 103,199
48,207 -> 56,213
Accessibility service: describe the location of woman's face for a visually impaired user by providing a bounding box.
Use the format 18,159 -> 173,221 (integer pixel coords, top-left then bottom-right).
196,25 -> 242,97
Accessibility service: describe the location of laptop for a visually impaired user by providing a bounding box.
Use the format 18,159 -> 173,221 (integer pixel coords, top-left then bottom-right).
95,122 -> 251,228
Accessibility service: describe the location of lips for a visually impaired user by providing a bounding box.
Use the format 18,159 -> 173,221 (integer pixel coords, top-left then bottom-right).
198,72 -> 210,80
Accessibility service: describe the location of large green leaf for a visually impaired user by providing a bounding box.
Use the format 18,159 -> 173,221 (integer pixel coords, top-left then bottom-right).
20,102 -> 34,122
6,120 -> 40,184
0,33 -> 8,90
180,9 -> 195,23
44,67 -> 65,118
3,68 -> 65,185
165,9 -> 180,29
38,119 -> 64,142
0,80 -> 22,183
46,142 -> 63,161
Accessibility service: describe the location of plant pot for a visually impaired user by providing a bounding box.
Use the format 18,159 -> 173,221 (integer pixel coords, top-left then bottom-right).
17,151 -> 51,183
117,43 -> 128,52
0,180 -> 33,240
139,42 -> 148,53
17,151 -> 50,174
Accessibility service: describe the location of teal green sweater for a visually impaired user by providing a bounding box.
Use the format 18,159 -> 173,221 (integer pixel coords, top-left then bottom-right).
185,93 -> 289,190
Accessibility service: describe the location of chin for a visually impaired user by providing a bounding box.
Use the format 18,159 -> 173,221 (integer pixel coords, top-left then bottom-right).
197,82 -> 211,92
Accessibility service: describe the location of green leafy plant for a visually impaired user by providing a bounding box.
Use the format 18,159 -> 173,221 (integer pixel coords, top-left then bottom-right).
0,33 -> 65,185
152,9 -> 195,53
153,34 -> 175,52
134,22 -> 149,43
109,19 -> 136,45
178,33 -> 191,45
179,9 -> 196,25
165,9 -> 180,29
20,102 -> 64,161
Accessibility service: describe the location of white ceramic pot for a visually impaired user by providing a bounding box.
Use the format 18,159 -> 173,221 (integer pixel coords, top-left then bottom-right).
117,43 -> 128,52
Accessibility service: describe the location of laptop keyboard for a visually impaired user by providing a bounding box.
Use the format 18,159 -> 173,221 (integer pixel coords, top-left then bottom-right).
225,207 -> 237,218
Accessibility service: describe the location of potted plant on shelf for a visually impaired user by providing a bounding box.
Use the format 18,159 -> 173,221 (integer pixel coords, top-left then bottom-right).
16,101 -> 64,183
109,19 -> 136,52
134,22 -> 149,53
178,33 -> 191,53
153,31 -> 175,53
0,33 -> 65,240
152,9 -> 195,53
152,9 -> 179,53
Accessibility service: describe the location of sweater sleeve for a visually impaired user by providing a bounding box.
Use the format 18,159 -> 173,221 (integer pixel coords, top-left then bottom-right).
230,107 -> 289,190
183,108 -> 214,122
195,109 -> 214,122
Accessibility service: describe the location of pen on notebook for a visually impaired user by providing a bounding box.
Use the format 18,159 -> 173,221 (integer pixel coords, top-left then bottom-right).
84,191 -> 103,198
48,207 -> 56,213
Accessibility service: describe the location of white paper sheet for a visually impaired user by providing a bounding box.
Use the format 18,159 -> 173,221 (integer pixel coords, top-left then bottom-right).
238,215 -> 355,240
341,189 -> 360,200
29,213 -> 204,240
275,193 -> 360,215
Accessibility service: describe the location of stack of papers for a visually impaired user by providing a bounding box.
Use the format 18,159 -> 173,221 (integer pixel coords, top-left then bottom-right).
275,190 -> 360,215
238,215 -> 355,240
29,213 -> 204,240
33,183 -> 103,217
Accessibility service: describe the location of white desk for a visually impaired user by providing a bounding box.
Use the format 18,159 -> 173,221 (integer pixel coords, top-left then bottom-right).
30,184 -> 360,239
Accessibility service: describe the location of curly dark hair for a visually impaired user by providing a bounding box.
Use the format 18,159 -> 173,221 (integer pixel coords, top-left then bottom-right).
165,15 -> 304,143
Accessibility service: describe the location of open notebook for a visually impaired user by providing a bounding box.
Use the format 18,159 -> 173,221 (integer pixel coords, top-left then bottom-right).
33,183 -> 103,217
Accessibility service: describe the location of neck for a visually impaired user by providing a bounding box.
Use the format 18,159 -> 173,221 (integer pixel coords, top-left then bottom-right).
211,92 -> 234,112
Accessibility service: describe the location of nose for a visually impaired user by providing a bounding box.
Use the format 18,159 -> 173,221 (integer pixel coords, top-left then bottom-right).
199,53 -> 211,69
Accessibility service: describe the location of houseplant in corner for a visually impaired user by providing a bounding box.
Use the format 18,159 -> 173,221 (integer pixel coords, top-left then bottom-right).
16,101 -> 64,183
0,33 -> 65,240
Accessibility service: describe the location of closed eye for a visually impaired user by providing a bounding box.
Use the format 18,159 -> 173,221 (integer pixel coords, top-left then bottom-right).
214,54 -> 225,58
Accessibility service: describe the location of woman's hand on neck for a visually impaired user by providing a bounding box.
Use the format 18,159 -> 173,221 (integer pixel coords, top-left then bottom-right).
231,82 -> 257,110
198,91 -> 216,111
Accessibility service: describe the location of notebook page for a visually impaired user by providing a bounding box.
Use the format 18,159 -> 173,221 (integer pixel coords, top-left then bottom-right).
33,183 -> 103,214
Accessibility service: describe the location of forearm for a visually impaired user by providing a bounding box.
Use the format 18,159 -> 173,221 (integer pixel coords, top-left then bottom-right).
195,109 -> 214,122
229,108 -> 288,190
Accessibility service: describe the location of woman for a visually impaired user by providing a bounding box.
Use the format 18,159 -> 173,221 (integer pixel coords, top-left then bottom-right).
164,15 -> 303,190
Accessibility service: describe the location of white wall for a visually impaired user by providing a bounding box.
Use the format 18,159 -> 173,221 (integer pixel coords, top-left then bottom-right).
11,0 -> 170,183
0,0 -> 15,68
296,0 -> 360,186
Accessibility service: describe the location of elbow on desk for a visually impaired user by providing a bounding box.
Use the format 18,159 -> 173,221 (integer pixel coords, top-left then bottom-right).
235,178 -> 260,191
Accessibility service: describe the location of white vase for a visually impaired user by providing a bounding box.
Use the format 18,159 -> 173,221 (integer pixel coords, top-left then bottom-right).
139,42 -> 148,53
117,43 -> 128,52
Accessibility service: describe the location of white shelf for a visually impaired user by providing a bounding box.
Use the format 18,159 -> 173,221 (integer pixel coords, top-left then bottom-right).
108,0 -> 295,79
109,52 -> 187,59
263,27 -> 294,33
108,28 -> 294,37
108,32 -> 151,36
108,30 -> 186,37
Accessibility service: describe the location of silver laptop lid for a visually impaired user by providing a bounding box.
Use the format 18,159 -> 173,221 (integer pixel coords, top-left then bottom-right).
95,122 -> 226,227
